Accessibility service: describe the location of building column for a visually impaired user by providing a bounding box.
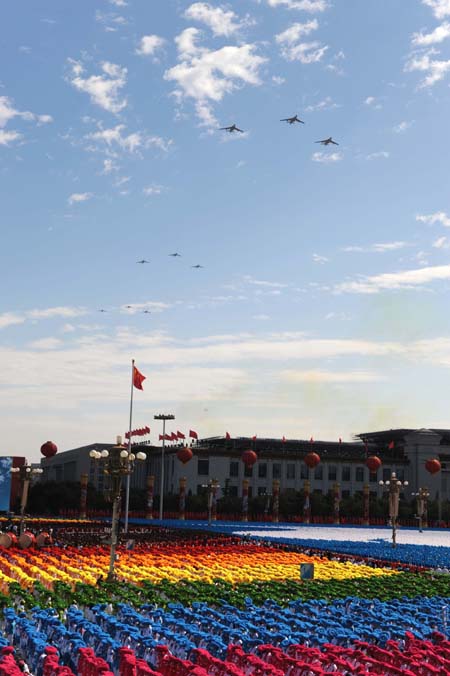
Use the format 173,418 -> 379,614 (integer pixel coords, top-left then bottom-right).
333,482 -> 340,525
303,480 -> 311,524
146,475 -> 155,520
179,477 -> 187,520
272,479 -> 280,523
242,479 -> 249,522
79,473 -> 88,519
362,483 -> 370,526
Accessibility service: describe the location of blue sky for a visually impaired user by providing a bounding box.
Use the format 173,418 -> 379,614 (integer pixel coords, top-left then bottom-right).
2,0 -> 450,460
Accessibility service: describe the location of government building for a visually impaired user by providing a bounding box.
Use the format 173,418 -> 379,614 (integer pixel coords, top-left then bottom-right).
39,428 -> 450,500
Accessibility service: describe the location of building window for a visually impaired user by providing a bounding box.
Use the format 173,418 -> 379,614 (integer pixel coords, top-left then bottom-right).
301,464 -> 309,479
314,465 -> 323,480
382,467 -> 391,482
258,463 -> 267,478
198,459 -> 209,476
286,464 -> 295,480
370,470 -> 379,483
272,463 -> 281,479
342,490 -> 350,499
355,467 -> 364,482
328,465 -> 337,481
228,485 -> 238,497
396,468 -> 405,481
342,466 -> 351,482
258,486 -> 267,496
229,461 -> 239,477
248,486 -> 253,498
244,465 -> 253,477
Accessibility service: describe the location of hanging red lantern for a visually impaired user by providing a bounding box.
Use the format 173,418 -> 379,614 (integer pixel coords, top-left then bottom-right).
242,449 -> 258,467
366,455 -> 382,473
425,458 -> 441,475
304,452 -> 321,469
177,447 -> 193,464
40,441 -> 57,458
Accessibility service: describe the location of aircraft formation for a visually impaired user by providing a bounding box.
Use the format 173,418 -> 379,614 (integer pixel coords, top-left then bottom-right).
221,115 -> 338,146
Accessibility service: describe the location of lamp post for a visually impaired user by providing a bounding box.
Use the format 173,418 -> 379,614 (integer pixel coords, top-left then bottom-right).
411,487 -> 430,532
10,464 -> 44,535
201,479 -> 220,525
90,436 -> 146,581
154,414 -> 175,520
379,471 -> 408,548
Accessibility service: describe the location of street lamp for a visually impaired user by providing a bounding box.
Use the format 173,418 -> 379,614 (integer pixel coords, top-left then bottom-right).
154,413 -> 175,520
379,471 -> 408,548
411,487 -> 430,533
201,479 -> 220,525
10,464 -> 44,535
90,436 -> 146,581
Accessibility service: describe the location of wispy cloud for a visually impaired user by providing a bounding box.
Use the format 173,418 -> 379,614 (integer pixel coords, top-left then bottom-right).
86,124 -> 172,154
433,236 -> 449,248
243,275 -> 288,288
312,151 -> 342,163
416,211 -> 450,226
143,184 -> 165,196
405,49 -> 450,87
281,369 -> 384,383
364,96 -> 382,109
276,21 -> 328,63
366,151 -> 390,160
393,120 -> 413,133
305,96 -> 339,112
266,0 -> 328,11
336,264 -> 450,294
412,21 -> 450,46
68,192 -> 93,206
312,253 -> 329,263
0,95 -> 52,145
184,3 -> 249,36
422,0 -> 450,19
342,241 -> 408,253
136,35 -> 166,57
67,59 -> 127,113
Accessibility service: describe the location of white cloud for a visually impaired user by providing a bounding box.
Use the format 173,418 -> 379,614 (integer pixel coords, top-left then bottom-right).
412,22 -> 450,46
272,75 -> 286,85
68,192 -> 93,205
266,0 -> 328,11
276,20 -> 328,63
416,211 -> 450,226
85,124 -> 172,157
393,120 -> 413,133
109,0 -> 128,6
366,151 -> 390,160
336,264 -> 450,294
281,369 -> 384,383
119,302 -> 171,314
164,29 -> 266,126
312,151 -> 342,163
185,3 -> 244,37
67,59 -> 127,113
433,236 -> 449,248
102,158 -> 118,174
364,96 -> 382,109
0,313 -> 26,329
0,130 -> 22,146
312,253 -> 329,263
27,307 -> 87,320
304,96 -> 339,112
342,241 -> 408,253
28,337 -> 62,350
405,49 -> 450,87
422,0 -> 450,19
136,35 -> 166,57
243,275 -> 288,288
143,184 -> 165,196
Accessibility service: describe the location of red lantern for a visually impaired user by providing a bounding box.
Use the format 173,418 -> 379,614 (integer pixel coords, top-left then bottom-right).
177,447 -> 193,464
242,450 -> 258,468
366,455 -> 382,473
40,441 -> 57,458
425,458 -> 441,475
304,452 -> 321,469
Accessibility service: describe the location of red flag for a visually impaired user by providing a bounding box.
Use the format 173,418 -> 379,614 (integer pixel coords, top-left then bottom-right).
282,436 -> 286,443
252,435 -> 257,441
159,434 -> 164,441
225,432 -> 231,440
189,429 -> 198,439
339,437 -> 342,444
164,434 -> 171,441
133,365 -> 146,391
177,431 -> 185,439
145,426 -> 150,434
388,440 -> 395,450
170,432 -> 177,441
310,436 -> 314,444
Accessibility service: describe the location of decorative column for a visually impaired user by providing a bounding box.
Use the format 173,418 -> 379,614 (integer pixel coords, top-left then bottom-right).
303,480 -> 311,524
362,483 -> 370,526
333,482 -> 340,525
179,477 -> 187,520
242,479 -> 249,522
146,475 -> 155,520
79,473 -> 88,519
210,480 -> 218,522
272,479 -> 280,523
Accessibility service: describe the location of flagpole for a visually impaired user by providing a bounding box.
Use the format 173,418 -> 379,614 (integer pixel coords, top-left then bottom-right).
124,359 -> 135,534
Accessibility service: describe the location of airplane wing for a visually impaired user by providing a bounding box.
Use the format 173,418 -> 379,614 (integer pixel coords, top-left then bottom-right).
220,127 -> 231,130
235,128 -> 244,133
331,140 -> 339,145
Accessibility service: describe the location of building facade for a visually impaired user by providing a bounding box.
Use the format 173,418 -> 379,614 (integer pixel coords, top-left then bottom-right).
38,428 -> 450,501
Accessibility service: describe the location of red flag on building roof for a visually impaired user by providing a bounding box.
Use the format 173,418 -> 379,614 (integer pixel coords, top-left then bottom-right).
310,436 -> 314,444
339,437 -> 342,444
133,365 -> 146,391
164,434 -> 171,441
388,440 -> 395,450
159,434 -> 164,441
170,432 -> 178,441
177,431 -> 185,439
282,436 -> 286,443
225,432 -> 231,440
252,435 -> 257,441
189,429 -> 198,439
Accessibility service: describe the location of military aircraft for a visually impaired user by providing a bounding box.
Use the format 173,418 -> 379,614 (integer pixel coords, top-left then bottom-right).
143,310 -> 151,314
136,259 -> 150,264
281,115 -> 304,125
98,309 -> 107,313
169,253 -> 181,257
125,305 -> 133,309
315,137 -> 339,146
220,124 -> 244,133
191,264 -> 204,269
